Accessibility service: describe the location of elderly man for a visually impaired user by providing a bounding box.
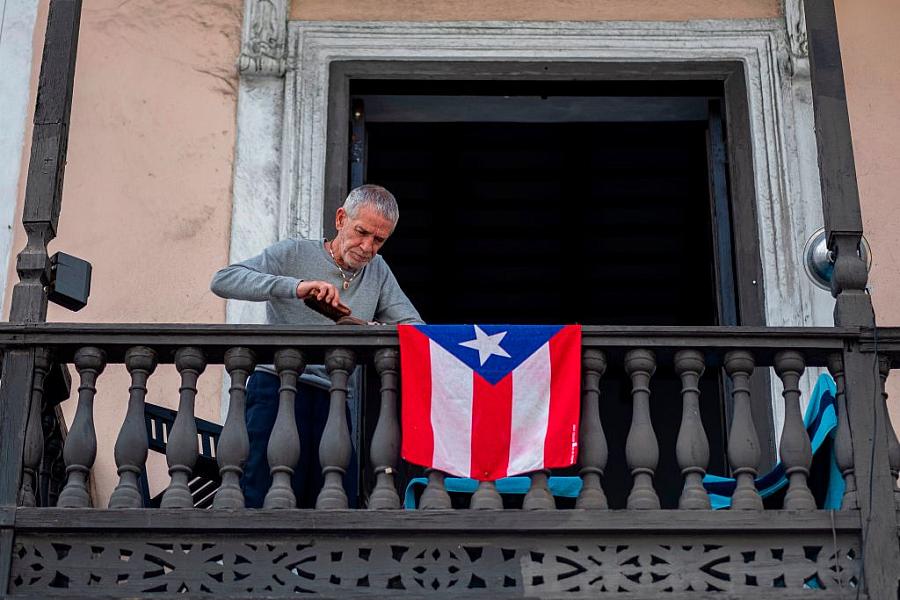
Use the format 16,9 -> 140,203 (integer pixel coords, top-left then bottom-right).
211,184 -> 422,507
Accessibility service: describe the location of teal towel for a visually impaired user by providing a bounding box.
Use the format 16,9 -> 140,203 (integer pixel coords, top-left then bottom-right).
703,373 -> 842,509
404,476 -> 582,509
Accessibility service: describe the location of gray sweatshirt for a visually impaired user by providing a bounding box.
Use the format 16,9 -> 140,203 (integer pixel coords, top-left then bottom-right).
210,237 -> 422,326
210,237 -> 423,383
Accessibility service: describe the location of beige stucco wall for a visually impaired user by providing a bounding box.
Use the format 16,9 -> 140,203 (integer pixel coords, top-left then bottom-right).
9,0 -> 241,503
291,0 -> 781,21
6,0 -> 899,504
836,0 -> 900,427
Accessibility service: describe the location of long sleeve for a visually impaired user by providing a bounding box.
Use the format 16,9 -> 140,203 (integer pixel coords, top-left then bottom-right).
210,239 -> 302,302
375,265 -> 424,324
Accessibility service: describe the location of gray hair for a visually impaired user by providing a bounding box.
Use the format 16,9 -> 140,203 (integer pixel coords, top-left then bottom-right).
343,184 -> 399,224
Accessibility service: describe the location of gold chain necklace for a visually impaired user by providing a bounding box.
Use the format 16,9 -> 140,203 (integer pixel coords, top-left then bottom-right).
328,241 -> 361,290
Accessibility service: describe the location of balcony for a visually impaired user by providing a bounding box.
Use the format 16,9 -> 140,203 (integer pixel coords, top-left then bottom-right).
1,323 -> 897,598
2,2 -> 899,597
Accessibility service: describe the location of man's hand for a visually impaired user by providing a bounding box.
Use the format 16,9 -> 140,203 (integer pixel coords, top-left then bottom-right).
296,280 -> 341,307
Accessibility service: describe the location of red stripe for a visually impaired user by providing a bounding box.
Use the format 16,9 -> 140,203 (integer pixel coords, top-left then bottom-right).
399,325 -> 434,468
544,325 -> 582,468
470,372 -> 513,480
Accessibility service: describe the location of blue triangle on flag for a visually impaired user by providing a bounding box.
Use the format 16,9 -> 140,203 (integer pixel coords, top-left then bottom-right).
414,324 -> 564,385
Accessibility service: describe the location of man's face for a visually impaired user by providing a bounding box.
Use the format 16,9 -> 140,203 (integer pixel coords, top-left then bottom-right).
333,204 -> 395,270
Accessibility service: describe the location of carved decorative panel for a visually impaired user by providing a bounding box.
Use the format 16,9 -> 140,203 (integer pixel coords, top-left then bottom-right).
11,534 -> 860,596
783,0 -> 809,76
238,0 -> 288,76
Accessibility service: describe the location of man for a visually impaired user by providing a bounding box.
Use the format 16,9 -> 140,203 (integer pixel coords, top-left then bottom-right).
211,184 -> 422,507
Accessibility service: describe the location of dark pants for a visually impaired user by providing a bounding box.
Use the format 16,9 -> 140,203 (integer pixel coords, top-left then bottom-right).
241,371 -> 358,508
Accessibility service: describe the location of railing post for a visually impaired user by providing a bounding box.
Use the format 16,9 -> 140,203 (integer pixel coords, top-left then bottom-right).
806,0 -> 900,589
839,339 -> 899,593
9,0 -> 82,325
674,350 -> 710,510
317,348 -> 355,509
109,347 -> 158,508
576,349 -> 608,509
723,350 -> 763,510
624,349 -> 659,510
370,348 -> 401,510
0,351 -> 32,600
263,348 -> 305,509
18,348 -> 52,507
213,347 -> 255,509
0,0 -> 83,590
160,347 -> 207,508
0,349 -> 38,596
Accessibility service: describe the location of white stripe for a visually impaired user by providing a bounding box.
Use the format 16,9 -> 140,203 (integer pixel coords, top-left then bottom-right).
430,340 -> 474,477
508,342 -> 552,475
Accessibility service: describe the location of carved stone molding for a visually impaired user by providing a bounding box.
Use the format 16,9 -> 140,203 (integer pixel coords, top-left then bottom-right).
238,0 -> 288,77
784,0 -> 810,77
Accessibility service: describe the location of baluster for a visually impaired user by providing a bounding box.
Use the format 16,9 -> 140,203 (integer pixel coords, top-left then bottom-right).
109,347 -> 158,508
724,351 -> 763,510
57,347 -> 107,508
877,357 -> 900,510
419,469 -> 451,509
41,408 -> 66,506
576,349 -> 608,509
775,351 -> 816,510
263,348 -> 305,509
470,480 -> 502,510
625,349 -> 659,509
160,347 -> 206,508
827,353 -> 857,509
317,348 -> 355,509
674,350 -> 710,510
523,470 -> 554,510
19,348 -> 52,507
370,348 -> 400,509
213,347 -> 255,509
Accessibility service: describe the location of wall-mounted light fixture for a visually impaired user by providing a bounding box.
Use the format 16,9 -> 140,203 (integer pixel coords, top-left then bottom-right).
47,252 -> 92,311
803,227 -> 872,291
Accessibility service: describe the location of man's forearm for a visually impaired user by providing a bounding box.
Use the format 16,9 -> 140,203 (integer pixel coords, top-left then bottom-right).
210,264 -> 300,301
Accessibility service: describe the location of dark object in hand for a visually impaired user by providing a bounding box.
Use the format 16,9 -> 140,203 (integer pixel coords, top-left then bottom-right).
304,296 -> 352,322
336,315 -> 368,326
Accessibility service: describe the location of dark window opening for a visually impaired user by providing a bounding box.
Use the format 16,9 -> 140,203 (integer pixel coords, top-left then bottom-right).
368,119 -> 718,326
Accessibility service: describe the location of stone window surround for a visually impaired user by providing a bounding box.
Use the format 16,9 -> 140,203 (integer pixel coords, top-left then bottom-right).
229,1 -> 830,430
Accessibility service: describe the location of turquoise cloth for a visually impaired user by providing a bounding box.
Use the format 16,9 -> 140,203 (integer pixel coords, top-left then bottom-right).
403,476 -> 582,509
703,373 -> 842,509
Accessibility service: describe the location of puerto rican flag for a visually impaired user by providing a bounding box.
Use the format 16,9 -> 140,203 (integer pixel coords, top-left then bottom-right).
398,324 -> 582,481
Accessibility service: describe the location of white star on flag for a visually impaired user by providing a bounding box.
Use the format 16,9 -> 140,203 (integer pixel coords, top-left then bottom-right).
459,325 -> 511,366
